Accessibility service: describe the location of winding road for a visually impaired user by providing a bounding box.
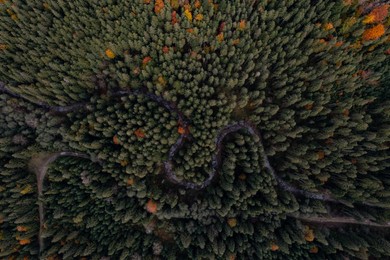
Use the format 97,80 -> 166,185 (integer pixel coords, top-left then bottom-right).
2,82 -> 390,256
2,82 -> 388,205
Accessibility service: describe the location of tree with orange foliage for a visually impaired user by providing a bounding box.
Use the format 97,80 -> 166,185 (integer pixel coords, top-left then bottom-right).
362,24 -> 386,41
146,199 -> 158,214
154,0 -> 164,14
363,4 -> 389,24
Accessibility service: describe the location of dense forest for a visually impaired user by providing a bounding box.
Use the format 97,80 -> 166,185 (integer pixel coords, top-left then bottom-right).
0,0 -> 389,259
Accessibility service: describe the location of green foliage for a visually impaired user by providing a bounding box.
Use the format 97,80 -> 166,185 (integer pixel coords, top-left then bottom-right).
0,0 -> 389,259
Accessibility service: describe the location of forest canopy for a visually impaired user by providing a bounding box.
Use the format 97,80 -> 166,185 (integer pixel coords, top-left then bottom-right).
0,0 -> 389,259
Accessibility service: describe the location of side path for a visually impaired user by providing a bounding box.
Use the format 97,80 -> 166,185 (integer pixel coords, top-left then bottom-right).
1,83 -> 389,256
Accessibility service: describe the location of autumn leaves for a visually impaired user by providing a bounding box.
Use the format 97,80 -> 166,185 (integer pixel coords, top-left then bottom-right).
154,0 -> 165,14
112,124 -> 189,145
361,4 -> 388,41
104,48 -> 116,59
317,2 -> 388,52
15,226 -> 31,246
270,225 -> 318,254
143,0 -> 248,47
362,23 -> 386,41
112,129 -> 145,145
146,199 -> 158,214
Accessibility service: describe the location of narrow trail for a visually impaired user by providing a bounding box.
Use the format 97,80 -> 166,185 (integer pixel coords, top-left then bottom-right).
28,152 -> 99,253
3,82 -> 388,207
289,213 -> 390,228
3,82 -> 390,255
